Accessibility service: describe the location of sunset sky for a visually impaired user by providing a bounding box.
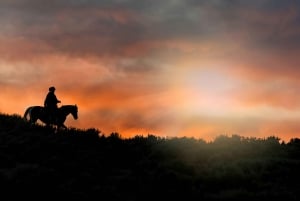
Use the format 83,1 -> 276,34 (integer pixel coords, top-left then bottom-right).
1,0 -> 300,142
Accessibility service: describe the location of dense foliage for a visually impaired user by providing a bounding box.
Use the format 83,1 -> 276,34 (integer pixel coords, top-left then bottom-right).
1,113 -> 300,200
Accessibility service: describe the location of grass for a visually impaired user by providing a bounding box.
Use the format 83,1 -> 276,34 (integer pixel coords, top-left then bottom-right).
1,113 -> 300,200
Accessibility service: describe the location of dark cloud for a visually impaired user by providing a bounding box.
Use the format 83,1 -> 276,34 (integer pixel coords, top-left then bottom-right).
2,0 -> 300,81
2,0 -> 299,60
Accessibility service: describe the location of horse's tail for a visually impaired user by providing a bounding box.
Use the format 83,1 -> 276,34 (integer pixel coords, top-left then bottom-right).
23,107 -> 32,121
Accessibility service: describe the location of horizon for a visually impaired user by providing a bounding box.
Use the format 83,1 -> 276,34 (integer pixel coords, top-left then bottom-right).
1,1 -> 300,143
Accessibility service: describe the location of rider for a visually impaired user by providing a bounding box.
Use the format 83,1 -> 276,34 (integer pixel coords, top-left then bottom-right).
44,86 -> 61,123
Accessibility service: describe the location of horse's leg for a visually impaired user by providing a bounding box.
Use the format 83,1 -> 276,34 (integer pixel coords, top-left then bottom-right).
58,124 -> 67,130
62,124 -> 67,129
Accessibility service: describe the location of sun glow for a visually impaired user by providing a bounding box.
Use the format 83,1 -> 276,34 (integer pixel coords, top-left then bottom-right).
175,68 -> 241,117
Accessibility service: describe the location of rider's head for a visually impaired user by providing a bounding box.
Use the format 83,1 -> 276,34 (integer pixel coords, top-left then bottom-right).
49,86 -> 56,92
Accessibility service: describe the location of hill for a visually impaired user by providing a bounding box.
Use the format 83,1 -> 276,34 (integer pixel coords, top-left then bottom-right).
1,113 -> 300,200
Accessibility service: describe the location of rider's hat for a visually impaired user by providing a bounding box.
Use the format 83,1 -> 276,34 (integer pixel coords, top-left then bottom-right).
49,86 -> 56,91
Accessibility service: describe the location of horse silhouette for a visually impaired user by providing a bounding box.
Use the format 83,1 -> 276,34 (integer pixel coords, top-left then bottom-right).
24,104 -> 78,129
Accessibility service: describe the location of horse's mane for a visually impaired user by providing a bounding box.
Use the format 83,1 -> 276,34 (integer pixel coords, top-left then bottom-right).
60,104 -> 77,108
58,105 -> 77,109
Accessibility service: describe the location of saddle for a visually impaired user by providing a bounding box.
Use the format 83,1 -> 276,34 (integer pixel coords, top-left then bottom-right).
43,107 -> 58,123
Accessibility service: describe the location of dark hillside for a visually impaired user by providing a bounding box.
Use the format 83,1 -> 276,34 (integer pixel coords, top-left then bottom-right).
1,113 -> 300,200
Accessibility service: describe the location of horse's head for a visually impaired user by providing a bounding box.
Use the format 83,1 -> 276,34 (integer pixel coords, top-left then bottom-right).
71,104 -> 78,120
59,104 -> 78,120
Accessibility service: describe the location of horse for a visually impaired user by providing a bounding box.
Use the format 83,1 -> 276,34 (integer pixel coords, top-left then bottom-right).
23,104 -> 78,129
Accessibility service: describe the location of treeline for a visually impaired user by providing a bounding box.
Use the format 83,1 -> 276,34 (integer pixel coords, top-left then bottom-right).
1,113 -> 300,200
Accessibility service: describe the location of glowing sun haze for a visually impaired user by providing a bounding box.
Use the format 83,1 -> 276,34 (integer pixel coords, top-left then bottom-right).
1,0 -> 300,142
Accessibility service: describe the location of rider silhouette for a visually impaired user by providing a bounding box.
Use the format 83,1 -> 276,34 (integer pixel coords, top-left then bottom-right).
44,86 -> 61,123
